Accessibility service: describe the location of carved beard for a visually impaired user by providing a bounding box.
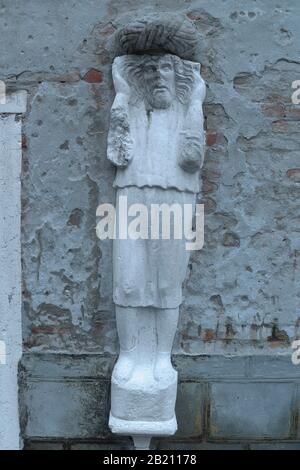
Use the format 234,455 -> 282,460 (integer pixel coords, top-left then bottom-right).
145,83 -> 174,109
147,88 -> 173,109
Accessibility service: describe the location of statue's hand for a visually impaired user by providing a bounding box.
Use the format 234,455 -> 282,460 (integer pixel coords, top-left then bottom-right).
113,61 -> 131,96
178,131 -> 205,173
107,105 -> 133,167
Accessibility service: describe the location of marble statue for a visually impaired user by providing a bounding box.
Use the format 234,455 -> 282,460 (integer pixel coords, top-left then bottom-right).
107,16 -> 206,449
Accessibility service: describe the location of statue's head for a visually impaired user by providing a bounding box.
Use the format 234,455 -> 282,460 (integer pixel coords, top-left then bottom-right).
123,53 -> 195,110
142,55 -> 175,109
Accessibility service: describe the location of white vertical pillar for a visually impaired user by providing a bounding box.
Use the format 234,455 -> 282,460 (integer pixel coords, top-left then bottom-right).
0,90 -> 27,450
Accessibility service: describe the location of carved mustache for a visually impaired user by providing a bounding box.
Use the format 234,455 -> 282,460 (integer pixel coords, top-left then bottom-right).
152,85 -> 170,92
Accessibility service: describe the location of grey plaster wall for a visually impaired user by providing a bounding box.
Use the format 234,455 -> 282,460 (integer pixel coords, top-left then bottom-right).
5,0 -> 298,355
1,0 -> 299,447
5,0 -> 297,356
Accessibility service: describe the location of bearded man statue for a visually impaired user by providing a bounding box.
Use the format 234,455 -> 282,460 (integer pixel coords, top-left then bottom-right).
106,16 -> 206,449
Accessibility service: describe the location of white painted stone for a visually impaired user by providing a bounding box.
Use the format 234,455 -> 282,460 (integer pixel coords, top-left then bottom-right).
0,90 -> 27,450
0,90 -> 27,114
107,31 -> 205,448
132,435 -> 152,451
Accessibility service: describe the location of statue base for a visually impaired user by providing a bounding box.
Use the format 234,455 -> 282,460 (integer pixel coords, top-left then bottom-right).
109,309 -> 178,448
109,413 -> 177,436
110,366 -> 178,421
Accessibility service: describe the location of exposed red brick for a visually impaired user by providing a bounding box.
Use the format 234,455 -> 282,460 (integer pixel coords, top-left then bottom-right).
83,69 -> 103,83
31,326 -> 56,334
286,107 -> 300,120
262,103 -> 300,121
202,169 -> 221,181
272,120 -> 289,133
286,168 -> 300,182
22,134 -> 27,149
203,329 -> 216,342
274,120 -> 299,133
67,208 -> 83,227
261,103 -> 285,118
31,326 -> 71,334
206,133 -> 217,146
202,179 -> 217,193
267,93 -> 285,102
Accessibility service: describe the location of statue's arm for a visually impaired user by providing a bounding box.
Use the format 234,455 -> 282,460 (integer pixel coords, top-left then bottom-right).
178,76 -> 206,174
107,59 -> 133,167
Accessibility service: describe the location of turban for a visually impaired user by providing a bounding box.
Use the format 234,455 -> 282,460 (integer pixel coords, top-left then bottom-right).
115,15 -> 199,60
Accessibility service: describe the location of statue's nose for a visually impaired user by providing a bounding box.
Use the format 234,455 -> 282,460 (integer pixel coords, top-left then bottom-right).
154,69 -> 164,81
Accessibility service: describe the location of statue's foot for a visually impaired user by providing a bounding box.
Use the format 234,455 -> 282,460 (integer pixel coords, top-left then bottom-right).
112,351 -> 135,383
154,352 -> 176,383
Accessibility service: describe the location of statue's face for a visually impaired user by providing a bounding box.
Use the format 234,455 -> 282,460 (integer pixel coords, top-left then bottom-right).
143,56 -> 175,109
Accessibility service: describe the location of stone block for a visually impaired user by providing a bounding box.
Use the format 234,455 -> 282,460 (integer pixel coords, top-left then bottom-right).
209,382 -> 294,439
70,439 -> 133,450
250,442 -> 300,450
23,440 -> 65,450
155,440 -> 244,450
175,382 -> 205,438
22,378 -> 110,439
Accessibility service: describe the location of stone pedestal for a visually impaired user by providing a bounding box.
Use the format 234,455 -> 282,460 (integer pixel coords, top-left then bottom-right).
109,310 -> 177,442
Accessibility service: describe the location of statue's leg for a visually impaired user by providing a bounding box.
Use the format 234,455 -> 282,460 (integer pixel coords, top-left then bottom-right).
154,307 -> 179,382
113,305 -> 138,382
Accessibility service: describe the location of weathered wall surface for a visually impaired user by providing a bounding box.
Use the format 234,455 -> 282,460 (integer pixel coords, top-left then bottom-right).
1,0 -> 299,448
0,91 -> 27,449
